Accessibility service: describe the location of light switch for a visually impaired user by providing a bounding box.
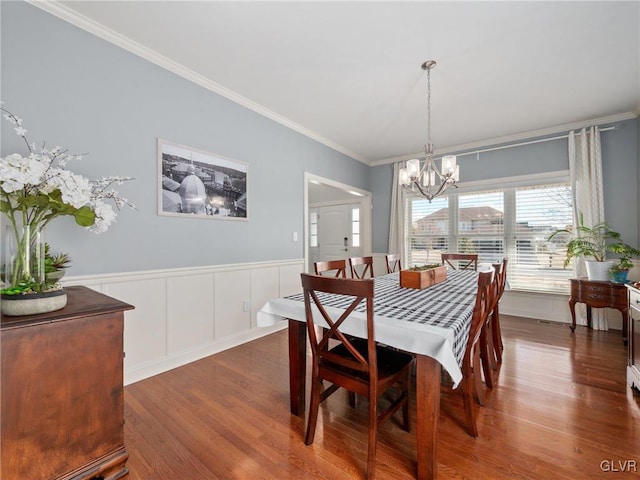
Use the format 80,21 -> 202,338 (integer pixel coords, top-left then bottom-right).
292,231 -> 298,242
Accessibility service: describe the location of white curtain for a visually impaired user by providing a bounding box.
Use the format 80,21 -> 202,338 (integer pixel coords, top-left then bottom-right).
388,163 -> 406,265
568,126 -> 607,329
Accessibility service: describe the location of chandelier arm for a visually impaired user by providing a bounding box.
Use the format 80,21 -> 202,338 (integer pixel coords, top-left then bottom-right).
412,180 -> 434,201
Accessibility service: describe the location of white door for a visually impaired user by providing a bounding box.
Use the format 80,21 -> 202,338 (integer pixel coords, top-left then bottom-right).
311,203 -> 363,270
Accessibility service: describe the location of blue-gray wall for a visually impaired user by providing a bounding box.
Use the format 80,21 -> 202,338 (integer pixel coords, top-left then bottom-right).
0,2 -> 370,275
372,119 -> 639,253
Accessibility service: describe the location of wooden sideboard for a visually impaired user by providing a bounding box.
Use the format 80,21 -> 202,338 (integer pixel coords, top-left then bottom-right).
568,278 -> 628,345
1,286 -> 134,480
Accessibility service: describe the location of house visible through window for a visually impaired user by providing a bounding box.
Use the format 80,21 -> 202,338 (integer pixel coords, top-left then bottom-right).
406,180 -> 573,293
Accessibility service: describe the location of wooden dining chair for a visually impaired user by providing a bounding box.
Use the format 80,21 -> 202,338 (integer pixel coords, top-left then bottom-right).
441,253 -> 479,271
490,258 -> 508,364
479,261 -> 504,391
459,268 -> 495,437
349,256 -> 374,279
314,259 -> 347,278
385,253 -> 402,274
301,273 -> 413,480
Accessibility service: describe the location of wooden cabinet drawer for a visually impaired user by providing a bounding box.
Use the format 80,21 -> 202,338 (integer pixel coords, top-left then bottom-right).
630,289 -> 640,311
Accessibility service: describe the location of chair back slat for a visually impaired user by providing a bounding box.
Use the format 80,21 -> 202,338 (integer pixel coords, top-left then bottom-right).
442,253 -> 479,271
349,256 -> 374,279
466,269 -> 495,349
385,253 -> 402,273
314,259 -> 347,278
489,261 -> 504,313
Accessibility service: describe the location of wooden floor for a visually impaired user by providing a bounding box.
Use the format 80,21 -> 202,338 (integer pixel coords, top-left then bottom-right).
123,315 -> 640,479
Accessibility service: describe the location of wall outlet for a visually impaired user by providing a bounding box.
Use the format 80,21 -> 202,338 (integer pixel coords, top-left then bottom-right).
242,300 -> 250,312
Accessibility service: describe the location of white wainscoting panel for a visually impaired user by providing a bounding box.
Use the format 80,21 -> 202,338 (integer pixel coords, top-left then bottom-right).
102,278 -> 168,376
64,259 -> 303,385
167,274 -> 215,355
250,267 -> 280,329
214,269 -> 251,340
280,263 -> 305,296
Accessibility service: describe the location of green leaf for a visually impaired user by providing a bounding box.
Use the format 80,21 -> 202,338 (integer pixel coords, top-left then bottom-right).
17,194 -> 50,208
0,200 -> 11,213
74,206 -> 95,227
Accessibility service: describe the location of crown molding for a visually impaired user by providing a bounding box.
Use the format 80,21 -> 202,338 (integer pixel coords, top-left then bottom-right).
371,111 -> 638,167
27,0 -> 370,165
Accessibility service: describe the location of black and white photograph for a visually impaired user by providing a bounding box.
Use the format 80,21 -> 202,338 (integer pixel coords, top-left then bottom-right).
158,139 -> 247,220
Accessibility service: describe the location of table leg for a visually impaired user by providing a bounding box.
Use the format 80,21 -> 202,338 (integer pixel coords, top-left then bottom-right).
415,354 -> 440,480
288,319 -> 306,417
586,305 -> 592,329
568,298 -> 577,332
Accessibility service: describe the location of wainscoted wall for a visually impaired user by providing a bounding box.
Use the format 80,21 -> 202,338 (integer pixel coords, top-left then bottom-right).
63,259 -> 304,385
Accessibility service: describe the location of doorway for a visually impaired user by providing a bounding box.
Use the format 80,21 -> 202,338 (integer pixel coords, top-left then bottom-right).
304,173 -> 372,273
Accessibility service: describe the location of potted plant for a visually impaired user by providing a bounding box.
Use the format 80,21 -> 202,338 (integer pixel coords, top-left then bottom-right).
608,243 -> 640,284
548,213 -> 639,281
44,244 -> 71,283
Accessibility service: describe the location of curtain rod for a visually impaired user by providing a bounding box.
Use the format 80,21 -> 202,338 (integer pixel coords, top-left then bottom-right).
455,125 -> 618,159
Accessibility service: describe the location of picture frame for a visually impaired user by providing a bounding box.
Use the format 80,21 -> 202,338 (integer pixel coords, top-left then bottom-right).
158,139 -> 248,220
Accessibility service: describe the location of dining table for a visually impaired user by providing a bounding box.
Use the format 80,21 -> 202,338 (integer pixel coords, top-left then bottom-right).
257,269 -> 480,480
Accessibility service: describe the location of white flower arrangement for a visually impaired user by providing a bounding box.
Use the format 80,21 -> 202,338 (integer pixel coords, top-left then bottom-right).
0,107 -> 134,294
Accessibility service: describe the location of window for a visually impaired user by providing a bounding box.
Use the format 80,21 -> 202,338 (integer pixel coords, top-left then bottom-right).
351,207 -> 360,247
309,211 -> 318,248
458,191 -> 504,260
512,184 -> 573,292
408,196 -> 449,265
406,180 -> 573,293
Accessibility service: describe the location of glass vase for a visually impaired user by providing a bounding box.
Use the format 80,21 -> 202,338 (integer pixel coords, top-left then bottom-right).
1,223 -> 67,316
2,223 -> 46,292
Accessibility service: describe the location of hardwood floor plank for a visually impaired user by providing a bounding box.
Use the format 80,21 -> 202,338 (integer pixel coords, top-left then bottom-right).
124,316 -> 640,479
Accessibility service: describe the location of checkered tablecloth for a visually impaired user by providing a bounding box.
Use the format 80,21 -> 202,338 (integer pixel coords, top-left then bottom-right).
257,269 -> 479,386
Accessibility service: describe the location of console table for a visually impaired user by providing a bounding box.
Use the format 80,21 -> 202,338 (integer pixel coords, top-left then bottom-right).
1,286 -> 134,480
569,278 -> 628,345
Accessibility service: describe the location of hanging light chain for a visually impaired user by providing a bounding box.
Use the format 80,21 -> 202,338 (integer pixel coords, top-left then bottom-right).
426,63 -> 432,148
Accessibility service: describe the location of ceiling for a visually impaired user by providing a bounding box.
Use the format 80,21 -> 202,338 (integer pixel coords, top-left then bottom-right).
51,1 -> 640,166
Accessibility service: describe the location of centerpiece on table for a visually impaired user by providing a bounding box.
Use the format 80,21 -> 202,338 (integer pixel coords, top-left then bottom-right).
0,108 -> 134,316
399,263 -> 447,289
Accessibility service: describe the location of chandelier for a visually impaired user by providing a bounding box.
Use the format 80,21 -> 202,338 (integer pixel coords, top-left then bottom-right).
399,60 -> 459,202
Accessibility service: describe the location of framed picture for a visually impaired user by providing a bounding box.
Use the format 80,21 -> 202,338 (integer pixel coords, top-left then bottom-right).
158,139 -> 248,220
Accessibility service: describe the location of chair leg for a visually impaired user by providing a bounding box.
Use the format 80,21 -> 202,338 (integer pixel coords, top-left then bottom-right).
367,392 -> 378,480
402,372 -> 410,432
461,370 -> 479,438
492,307 -> 504,363
480,327 -> 494,391
305,376 -> 322,445
472,346 -> 485,407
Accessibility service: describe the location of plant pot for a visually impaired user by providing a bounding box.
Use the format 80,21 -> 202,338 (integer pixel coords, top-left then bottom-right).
45,269 -> 66,283
610,269 -> 629,284
584,260 -> 615,281
1,288 -> 67,316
